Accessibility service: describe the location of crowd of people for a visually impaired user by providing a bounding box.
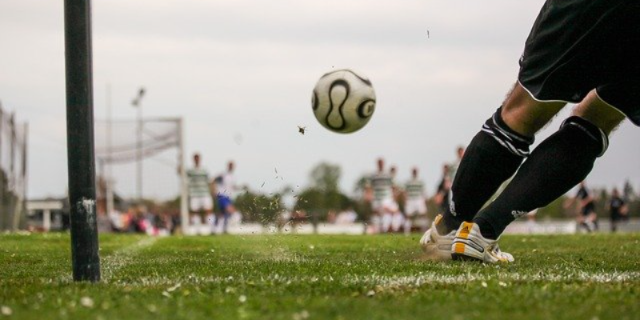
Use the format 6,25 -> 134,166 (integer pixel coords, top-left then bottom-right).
183,145 -> 637,236
89,147 -> 635,236
361,147 -> 464,235
359,146 -> 636,235
100,205 -> 179,236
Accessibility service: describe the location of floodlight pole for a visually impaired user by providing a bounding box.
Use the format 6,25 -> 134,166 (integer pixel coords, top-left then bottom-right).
106,84 -> 114,218
64,0 -> 101,282
132,88 -> 145,204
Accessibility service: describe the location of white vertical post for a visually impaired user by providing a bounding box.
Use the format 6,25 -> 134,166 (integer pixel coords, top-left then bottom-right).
43,209 -> 51,232
178,118 -> 189,234
13,122 -> 28,231
0,108 -> 4,222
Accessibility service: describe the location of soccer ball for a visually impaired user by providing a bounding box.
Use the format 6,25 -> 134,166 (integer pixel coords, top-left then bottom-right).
311,69 -> 376,134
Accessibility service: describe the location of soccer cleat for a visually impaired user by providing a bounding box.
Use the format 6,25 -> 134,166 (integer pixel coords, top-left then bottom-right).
451,221 -> 514,263
420,214 -> 456,261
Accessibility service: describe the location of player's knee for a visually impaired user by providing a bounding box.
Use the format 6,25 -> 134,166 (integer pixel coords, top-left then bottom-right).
481,107 -> 534,157
560,116 -> 609,157
572,91 -> 626,135
501,84 -> 565,135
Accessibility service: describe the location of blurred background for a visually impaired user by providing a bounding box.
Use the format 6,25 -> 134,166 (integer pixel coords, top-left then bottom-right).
1,0 -> 638,234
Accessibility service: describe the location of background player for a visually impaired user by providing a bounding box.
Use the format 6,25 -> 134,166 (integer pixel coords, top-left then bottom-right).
404,167 -> 428,234
364,158 -> 399,233
186,153 -> 213,231
565,181 -> 598,233
214,160 -> 238,234
388,165 -> 405,233
607,188 -> 628,233
433,164 -> 452,215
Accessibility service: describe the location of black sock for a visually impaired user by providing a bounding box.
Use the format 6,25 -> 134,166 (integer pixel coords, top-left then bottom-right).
474,116 -> 608,239
442,107 -> 533,232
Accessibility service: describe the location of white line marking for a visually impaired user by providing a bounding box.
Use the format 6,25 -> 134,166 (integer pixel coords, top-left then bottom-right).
101,237 -> 158,282
106,271 -> 640,288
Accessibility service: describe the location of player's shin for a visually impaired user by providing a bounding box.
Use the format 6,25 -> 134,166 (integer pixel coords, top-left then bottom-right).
474,116 -> 609,239
441,107 -> 533,233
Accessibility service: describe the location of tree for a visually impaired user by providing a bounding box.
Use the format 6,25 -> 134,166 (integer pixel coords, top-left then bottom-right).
294,162 -> 353,221
234,189 -> 284,225
310,162 -> 341,192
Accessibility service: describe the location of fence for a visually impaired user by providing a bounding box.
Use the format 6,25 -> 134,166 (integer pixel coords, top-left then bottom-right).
0,101 -> 28,231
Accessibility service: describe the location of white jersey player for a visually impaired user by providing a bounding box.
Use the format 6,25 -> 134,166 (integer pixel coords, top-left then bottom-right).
186,153 -> 213,226
404,168 -> 428,234
365,158 -> 399,233
214,161 -> 238,234
405,168 -> 427,217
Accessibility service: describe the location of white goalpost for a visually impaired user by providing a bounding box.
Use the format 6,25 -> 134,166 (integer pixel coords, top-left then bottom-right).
94,117 -> 189,232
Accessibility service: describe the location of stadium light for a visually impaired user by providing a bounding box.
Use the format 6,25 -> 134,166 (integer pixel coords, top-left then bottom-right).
64,0 -> 101,282
132,87 -> 145,204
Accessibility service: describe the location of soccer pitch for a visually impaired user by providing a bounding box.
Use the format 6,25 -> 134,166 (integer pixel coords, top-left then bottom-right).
1,233 -> 639,320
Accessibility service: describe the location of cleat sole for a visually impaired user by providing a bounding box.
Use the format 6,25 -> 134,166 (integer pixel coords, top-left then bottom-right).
451,253 -> 483,262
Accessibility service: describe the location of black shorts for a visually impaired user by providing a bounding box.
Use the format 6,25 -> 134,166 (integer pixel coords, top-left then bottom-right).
518,0 -> 640,126
610,213 -> 623,222
581,202 -> 596,216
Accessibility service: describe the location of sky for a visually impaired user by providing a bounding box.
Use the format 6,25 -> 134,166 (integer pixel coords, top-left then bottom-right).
1,0 -> 639,201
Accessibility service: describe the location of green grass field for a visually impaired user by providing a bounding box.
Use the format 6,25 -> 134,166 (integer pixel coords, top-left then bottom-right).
1,232 -> 639,320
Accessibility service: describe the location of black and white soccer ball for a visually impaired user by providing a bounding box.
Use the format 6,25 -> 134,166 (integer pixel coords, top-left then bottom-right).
311,69 -> 376,134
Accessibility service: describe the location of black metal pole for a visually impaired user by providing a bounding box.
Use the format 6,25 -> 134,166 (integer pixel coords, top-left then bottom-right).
64,0 -> 101,282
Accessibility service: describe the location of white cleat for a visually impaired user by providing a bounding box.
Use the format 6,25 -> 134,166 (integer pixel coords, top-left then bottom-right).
420,214 -> 456,261
451,221 -> 514,263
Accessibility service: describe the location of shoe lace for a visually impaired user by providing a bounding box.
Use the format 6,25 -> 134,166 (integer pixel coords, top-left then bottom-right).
491,243 -> 513,261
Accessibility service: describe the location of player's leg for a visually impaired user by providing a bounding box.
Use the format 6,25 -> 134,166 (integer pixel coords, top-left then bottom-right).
587,210 -> 599,232
371,212 -> 382,234
189,197 -> 199,226
403,201 -> 416,235
425,84 -> 562,261
472,90 -> 624,241
576,209 -> 589,233
403,214 -> 412,235
582,210 -> 594,233
370,201 -> 381,233
440,83 -> 565,234
223,203 -> 235,234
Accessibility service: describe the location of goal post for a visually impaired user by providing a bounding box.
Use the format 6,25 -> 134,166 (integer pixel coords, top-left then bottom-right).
94,117 -> 189,232
178,118 -> 189,234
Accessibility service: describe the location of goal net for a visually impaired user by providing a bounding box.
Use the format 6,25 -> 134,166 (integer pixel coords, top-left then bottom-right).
94,117 -> 188,227
0,104 -> 28,231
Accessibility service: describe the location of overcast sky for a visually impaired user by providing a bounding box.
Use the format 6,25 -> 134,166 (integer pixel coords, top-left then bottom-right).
1,0 -> 638,201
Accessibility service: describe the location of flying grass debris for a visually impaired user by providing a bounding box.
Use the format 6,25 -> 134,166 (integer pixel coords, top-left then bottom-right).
167,283 -> 181,292
1,306 -> 12,316
80,297 -> 94,308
